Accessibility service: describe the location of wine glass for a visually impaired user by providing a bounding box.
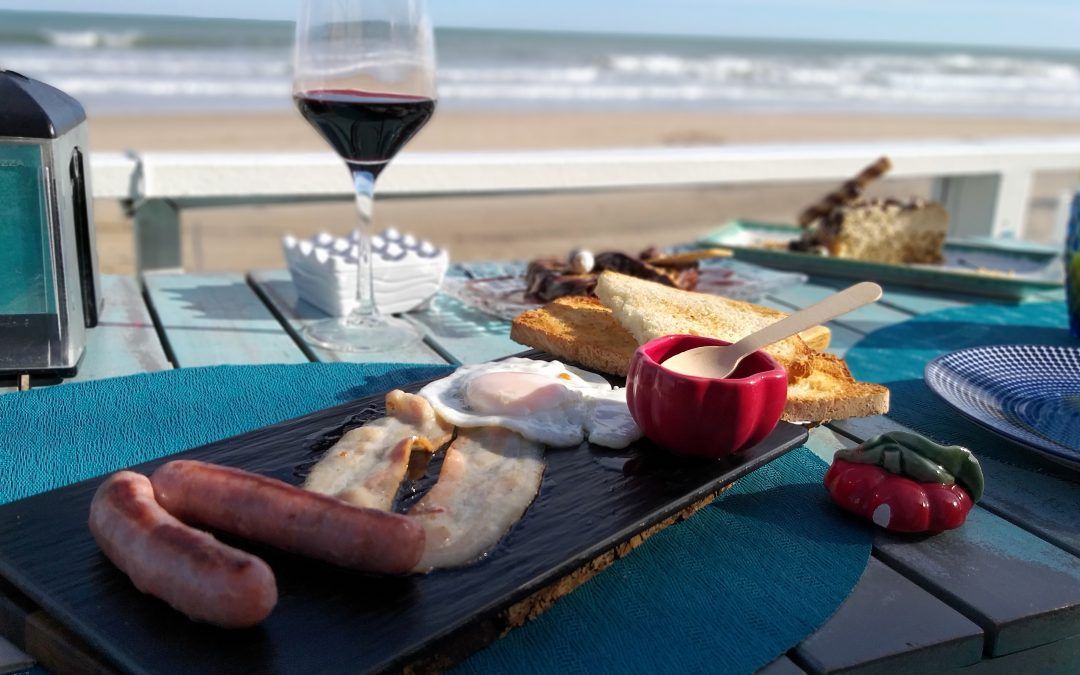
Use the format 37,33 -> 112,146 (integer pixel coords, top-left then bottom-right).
293,0 -> 437,352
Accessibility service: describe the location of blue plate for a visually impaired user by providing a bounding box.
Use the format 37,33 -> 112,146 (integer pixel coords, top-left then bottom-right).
925,345 -> 1080,470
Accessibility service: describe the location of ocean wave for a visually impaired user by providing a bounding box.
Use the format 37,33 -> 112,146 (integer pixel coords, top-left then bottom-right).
48,76 -> 290,99
602,51 -> 1080,87
2,51 -> 291,78
440,66 -> 599,84
42,29 -> 142,50
6,28 -> 1080,116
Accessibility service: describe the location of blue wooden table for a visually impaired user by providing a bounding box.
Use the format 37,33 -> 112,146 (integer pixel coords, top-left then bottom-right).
0,264 -> 1077,674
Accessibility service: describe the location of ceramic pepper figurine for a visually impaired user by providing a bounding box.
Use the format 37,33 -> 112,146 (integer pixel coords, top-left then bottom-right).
824,431 -> 984,533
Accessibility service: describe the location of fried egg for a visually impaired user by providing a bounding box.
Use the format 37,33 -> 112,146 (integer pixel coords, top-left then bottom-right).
417,358 -> 642,449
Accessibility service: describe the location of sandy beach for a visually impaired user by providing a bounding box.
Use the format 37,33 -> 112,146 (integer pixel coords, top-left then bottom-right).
88,110 -> 1080,274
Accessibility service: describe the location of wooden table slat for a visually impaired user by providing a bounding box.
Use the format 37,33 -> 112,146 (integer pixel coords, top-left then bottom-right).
960,633 -> 1080,674
795,559 -> 984,674
144,272 -> 310,367
247,270 -> 447,365
797,274 -> 986,315
403,293 -> 528,365
77,276 -> 172,380
767,280 -> 916,337
873,506 -> 1080,657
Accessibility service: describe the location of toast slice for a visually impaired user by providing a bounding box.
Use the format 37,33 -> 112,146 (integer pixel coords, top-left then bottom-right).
511,296 -> 638,376
510,295 -> 831,375
511,275 -> 888,422
786,353 -> 890,422
594,271 -> 817,382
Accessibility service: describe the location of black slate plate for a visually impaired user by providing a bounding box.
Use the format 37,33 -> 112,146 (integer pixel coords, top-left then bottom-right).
0,369 -> 807,674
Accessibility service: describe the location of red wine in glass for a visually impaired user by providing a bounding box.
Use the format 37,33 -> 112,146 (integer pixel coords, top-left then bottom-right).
295,89 -> 436,178
293,0 -> 437,354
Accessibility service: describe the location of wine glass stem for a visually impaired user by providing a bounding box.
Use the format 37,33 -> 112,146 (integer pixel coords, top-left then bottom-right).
348,168 -> 380,325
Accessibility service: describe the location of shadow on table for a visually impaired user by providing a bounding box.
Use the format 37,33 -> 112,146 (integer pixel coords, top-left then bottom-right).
335,365 -> 452,403
159,280 -> 287,323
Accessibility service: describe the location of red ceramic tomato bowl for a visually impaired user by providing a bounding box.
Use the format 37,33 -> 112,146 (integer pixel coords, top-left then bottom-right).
626,335 -> 788,459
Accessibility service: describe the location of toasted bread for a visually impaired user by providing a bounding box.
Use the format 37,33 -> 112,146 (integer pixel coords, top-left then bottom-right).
511,296 -> 637,376
785,353 -> 889,422
511,274 -> 888,422
594,271 -> 816,382
511,295 -> 830,374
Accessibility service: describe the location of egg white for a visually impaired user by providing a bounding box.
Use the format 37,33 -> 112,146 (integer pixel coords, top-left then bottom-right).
418,358 -> 641,449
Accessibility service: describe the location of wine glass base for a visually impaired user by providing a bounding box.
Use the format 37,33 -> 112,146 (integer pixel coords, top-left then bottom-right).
302,315 -> 422,354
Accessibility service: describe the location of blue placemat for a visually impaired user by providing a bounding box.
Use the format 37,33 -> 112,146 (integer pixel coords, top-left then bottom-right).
0,363 -> 871,674
0,363 -> 453,506
845,301 -> 1079,471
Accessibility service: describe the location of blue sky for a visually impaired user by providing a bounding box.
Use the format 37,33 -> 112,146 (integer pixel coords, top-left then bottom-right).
1,0 -> 1079,50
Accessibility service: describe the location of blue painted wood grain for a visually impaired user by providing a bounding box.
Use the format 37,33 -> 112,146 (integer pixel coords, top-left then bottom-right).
805,275 -> 974,315
767,279 -> 913,337
958,633 -> 1079,674
875,506 -> 1080,657
403,293 -> 526,365
144,272 -> 308,367
78,276 -> 172,379
795,559 -> 983,672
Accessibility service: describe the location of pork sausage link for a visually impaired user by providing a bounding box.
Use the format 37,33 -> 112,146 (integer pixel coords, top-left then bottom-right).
150,460 -> 425,574
88,471 -> 277,628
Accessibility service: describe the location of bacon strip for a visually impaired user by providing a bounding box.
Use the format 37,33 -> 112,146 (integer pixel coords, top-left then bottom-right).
304,390 -> 452,510
408,427 -> 545,572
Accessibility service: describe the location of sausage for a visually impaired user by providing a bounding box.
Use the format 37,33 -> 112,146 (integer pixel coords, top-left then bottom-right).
88,471 -> 277,628
150,460 -> 425,575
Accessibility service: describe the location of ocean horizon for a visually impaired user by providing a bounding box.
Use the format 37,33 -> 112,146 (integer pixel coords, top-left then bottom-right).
3,9 -> 1080,117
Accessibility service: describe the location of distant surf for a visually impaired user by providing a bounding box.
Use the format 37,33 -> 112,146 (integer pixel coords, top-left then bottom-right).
3,10 -> 1080,116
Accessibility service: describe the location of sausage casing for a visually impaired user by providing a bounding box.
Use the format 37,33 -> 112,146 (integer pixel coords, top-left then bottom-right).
88,471 -> 277,628
151,460 -> 425,574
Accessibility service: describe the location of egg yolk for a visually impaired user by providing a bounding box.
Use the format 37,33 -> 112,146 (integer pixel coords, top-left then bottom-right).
464,372 -> 572,415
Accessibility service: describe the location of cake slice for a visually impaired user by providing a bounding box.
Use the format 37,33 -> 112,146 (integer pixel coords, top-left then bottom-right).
798,199 -> 948,265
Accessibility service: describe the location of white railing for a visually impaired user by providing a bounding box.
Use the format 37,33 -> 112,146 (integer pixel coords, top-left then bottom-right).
88,137 -> 1080,271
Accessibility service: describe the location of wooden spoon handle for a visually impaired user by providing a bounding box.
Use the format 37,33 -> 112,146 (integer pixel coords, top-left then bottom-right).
732,282 -> 883,358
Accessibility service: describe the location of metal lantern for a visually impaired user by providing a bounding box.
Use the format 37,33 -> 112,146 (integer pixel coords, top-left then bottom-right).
0,69 -> 103,379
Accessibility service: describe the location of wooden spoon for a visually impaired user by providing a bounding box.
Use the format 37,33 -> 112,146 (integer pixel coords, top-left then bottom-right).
661,282 -> 883,379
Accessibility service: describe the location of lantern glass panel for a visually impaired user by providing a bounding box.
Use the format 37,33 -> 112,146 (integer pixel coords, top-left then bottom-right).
0,142 -> 53,315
